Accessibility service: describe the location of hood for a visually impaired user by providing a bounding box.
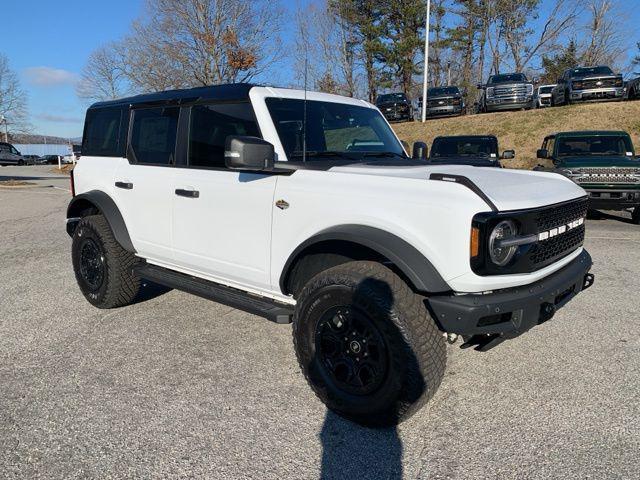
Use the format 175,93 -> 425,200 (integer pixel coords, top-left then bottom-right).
377,100 -> 410,107
556,156 -> 640,168
488,82 -> 530,88
573,74 -> 621,80
329,163 -> 584,212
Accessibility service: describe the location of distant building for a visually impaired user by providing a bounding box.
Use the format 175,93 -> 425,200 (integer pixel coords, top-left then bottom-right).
13,144 -> 72,157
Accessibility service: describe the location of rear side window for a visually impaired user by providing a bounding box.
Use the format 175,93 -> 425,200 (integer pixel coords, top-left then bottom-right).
130,107 -> 180,165
188,102 -> 259,169
83,107 -> 124,157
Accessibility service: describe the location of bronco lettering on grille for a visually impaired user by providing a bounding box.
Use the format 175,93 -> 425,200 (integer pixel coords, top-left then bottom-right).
538,217 -> 585,242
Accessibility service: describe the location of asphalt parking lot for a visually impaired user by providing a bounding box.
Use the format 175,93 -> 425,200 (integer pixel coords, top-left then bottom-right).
1,166 -> 639,479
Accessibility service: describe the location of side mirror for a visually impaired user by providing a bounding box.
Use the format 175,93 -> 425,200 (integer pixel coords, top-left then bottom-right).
225,136 -> 275,171
412,142 -> 428,160
501,150 -> 515,160
536,149 -> 549,159
476,83 -> 484,89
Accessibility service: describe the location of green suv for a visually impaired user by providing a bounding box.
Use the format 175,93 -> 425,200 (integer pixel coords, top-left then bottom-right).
537,131 -> 640,223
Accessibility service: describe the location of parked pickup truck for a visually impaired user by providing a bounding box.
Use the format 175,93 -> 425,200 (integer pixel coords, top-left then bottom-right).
428,135 -> 513,167
553,66 -> 624,105
477,73 -> 535,112
375,92 -> 413,122
67,83 -> 594,427
538,131 -> 640,223
417,86 -> 465,118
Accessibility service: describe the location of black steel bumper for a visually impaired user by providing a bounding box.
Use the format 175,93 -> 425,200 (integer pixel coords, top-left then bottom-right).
428,250 -> 594,345
586,189 -> 640,210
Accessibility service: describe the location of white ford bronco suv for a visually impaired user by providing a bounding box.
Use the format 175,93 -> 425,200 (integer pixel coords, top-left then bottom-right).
67,84 -> 594,426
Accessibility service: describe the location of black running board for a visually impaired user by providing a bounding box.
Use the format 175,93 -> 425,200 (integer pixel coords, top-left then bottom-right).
135,263 -> 293,324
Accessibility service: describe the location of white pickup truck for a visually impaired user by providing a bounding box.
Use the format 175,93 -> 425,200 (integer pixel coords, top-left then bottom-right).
67,84 -> 594,426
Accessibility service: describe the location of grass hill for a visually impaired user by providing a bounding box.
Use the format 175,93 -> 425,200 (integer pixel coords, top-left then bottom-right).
393,100 -> 640,170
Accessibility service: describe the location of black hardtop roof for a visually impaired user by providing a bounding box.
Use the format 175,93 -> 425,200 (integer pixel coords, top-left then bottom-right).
433,135 -> 497,141
89,83 -> 257,109
546,130 -> 630,139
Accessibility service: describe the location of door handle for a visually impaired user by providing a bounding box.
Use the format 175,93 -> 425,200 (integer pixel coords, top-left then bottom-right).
175,188 -> 200,198
115,181 -> 133,190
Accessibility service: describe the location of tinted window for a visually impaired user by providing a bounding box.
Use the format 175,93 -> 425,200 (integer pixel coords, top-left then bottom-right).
539,86 -> 554,94
488,74 -> 528,84
188,102 -> 259,168
83,107 -> 123,157
556,136 -> 633,157
0,144 -> 10,153
428,87 -> 460,96
570,66 -> 614,78
376,93 -> 408,104
130,107 -> 180,165
265,98 -> 405,160
431,137 -> 498,158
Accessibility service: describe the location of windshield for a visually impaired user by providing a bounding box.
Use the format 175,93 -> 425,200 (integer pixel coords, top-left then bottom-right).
376,93 -> 407,104
427,87 -> 460,97
539,86 -> 554,94
431,137 -> 498,159
570,66 -> 614,78
556,136 -> 633,157
488,73 -> 527,84
265,98 -> 406,161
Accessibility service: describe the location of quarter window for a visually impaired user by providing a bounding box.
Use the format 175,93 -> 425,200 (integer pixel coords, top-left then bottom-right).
130,107 -> 180,165
188,102 -> 259,169
83,107 -> 123,157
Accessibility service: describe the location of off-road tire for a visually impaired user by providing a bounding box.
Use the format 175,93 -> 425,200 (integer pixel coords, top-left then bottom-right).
292,261 -> 446,427
72,215 -> 140,308
632,207 -> 640,225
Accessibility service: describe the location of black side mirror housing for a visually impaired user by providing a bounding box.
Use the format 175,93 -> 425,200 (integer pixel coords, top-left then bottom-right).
225,136 -> 275,171
501,150 -> 515,160
412,142 -> 428,160
536,149 -> 549,159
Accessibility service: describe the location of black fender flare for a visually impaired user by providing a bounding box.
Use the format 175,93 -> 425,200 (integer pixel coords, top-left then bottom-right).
66,190 -> 135,253
280,225 -> 451,294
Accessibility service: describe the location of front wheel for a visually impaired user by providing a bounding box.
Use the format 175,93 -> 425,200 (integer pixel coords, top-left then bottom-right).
292,261 -> 446,427
72,215 -> 140,308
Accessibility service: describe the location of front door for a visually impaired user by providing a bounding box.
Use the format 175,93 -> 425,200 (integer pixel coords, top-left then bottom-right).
171,102 -> 277,292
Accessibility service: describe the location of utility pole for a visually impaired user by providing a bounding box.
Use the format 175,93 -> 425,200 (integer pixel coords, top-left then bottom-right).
421,0 -> 432,123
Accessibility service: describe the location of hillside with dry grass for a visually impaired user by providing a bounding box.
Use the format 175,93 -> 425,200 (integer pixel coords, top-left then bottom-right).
393,100 -> 640,170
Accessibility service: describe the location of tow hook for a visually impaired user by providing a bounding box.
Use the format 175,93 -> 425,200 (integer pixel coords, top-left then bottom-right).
583,273 -> 595,291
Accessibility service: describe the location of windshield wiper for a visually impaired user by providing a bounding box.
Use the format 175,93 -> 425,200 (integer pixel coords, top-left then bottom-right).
361,151 -> 407,159
289,150 -> 359,159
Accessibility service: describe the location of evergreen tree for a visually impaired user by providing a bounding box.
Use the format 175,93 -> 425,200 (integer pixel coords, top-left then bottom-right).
541,39 -> 579,83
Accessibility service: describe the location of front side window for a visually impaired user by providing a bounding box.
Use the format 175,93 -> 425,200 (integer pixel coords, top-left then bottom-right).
188,102 -> 259,169
83,107 -> 123,157
265,98 -> 405,161
556,136 -> 633,157
130,107 -> 180,165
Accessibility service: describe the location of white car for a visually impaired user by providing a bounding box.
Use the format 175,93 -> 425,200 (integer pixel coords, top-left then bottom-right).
535,84 -> 556,107
66,84 -> 594,426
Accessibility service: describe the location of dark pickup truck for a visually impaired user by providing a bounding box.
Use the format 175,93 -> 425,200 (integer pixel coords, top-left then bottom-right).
428,135 -> 513,167
375,93 -> 413,122
538,131 -> 640,223
417,86 -> 465,118
553,66 -> 624,105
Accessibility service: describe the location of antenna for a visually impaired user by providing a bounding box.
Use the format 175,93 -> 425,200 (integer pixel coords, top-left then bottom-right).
302,54 -> 308,163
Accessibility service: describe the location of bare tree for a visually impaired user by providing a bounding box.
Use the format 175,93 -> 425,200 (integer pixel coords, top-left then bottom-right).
582,0 -> 625,67
76,42 -> 130,102
0,53 -> 29,135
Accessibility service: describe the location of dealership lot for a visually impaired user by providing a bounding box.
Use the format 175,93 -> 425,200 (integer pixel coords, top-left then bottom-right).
1,166 -> 638,479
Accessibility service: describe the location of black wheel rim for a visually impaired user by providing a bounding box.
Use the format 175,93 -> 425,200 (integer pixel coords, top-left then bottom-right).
315,306 -> 388,396
79,238 -> 105,292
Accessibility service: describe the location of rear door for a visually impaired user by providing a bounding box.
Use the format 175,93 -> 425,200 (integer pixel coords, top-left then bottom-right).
171,101 -> 277,292
112,106 -> 179,264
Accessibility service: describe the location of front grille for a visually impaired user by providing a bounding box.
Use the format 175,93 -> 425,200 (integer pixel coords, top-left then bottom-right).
494,85 -> 529,97
529,198 -> 588,266
579,167 -> 640,175
428,98 -> 453,107
577,175 -> 639,184
579,78 -> 618,89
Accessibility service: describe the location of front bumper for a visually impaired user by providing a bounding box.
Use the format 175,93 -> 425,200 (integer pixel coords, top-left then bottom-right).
571,88 -> 624,102
428,250 -> 593,343
486,97 -> 533,111
585,189 -> 640,210
425,105 -> 463,117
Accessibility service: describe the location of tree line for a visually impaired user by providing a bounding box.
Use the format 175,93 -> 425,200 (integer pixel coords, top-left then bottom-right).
0,0 -> 638,138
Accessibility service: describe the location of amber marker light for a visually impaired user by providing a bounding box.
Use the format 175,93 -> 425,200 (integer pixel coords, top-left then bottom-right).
470,226 -> 480,259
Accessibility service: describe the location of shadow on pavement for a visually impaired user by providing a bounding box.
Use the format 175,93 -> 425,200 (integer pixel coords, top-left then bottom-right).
0,176 -> 68,181
134,280 -> 173,304
320,410 -> 403,480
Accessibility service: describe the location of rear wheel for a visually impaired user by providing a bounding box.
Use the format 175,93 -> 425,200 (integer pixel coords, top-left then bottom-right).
292,261 -> 446,427
72,215 -> 140,308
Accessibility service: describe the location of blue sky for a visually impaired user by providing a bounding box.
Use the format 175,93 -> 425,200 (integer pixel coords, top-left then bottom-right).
2,0 -> 639,138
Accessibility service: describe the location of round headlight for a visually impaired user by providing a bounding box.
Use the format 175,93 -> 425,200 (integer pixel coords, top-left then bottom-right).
489,220 -> 518,266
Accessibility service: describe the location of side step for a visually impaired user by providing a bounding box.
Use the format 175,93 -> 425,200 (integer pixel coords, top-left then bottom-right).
135,263 -> 294,324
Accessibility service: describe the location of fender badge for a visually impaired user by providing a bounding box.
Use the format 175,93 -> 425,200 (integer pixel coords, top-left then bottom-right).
276,199 -> 290,210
